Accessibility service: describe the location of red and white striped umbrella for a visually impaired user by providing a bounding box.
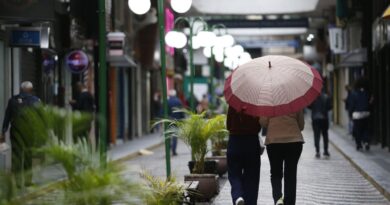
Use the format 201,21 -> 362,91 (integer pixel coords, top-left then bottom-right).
224,55 -> 323,117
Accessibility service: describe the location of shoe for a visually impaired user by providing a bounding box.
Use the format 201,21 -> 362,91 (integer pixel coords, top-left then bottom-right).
364,143 -> 370,151
356,145 -> 362,151
235,197 -> 245,205
276,196 -> 284,205
315,152 -> 320,158
324,152 -> 330,157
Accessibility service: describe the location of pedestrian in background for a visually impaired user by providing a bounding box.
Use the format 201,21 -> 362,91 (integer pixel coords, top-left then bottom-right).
1,81 -> 40,187
260,111 -> 304,205
70,82 -> 94,141
344,85 -> 353,135
227,106 -> 262,205
167,89 -> 184,156
350,78 -> 372,151
309,90 -> 332,158
70,82 -> 94,113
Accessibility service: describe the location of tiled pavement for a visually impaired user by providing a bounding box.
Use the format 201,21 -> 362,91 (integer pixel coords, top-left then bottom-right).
124,121 -> 390,205
214,125 -> 390,205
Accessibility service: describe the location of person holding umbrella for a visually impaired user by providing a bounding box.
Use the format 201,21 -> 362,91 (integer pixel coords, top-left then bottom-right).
224,55 -> 323,205
259,111 -> 304,205
226,106 -> 262,205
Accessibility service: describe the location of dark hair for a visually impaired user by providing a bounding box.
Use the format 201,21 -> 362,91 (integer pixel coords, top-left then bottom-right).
354,77 -> 368,90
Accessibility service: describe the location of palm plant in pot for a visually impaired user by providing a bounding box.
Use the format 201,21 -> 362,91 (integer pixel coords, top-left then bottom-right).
207,114 -> 229,177
159,109 -> 225,201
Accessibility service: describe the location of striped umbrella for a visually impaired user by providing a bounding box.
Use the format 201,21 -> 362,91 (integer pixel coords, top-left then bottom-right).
224,55 -> 323,117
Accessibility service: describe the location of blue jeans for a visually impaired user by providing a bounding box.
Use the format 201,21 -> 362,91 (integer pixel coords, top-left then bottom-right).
227,135 -> 261,205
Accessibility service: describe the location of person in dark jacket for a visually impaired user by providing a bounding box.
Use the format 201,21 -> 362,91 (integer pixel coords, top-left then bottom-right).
227,106 -> 262,205
70,82 -> 94,113
70,82 -> 94,140
350,79 -> 371,151
1,81 -> 40,186
309,91 -> 332,158
167,89 -> 185,156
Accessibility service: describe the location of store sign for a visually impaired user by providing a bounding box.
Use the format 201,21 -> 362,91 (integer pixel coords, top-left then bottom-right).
8,27 -> 50,48
328,27 -> 347,54
107,32 -> 125,56
65,50 -> 89,73
240,39 -> 299,48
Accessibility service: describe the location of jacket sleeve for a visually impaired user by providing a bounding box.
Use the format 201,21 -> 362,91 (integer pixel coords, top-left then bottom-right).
2,99 -> 13,135
297,111 -> 305,131
259,117 -> 269,128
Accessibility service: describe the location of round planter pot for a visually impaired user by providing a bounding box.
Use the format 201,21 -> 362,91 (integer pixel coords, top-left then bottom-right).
184,174 -> 219,201
188,160 -> 217,174
206,156 -> 227,177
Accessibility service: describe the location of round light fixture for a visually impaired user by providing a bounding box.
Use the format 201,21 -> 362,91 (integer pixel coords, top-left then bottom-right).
203,47 -> 212,58
191,36 -> 201,50
239,52 -> 252,65
128,0 -> 151,15
171,0 -> 192,13
197,31 -> 217,47
165,31 -> 187,48
221,34 -> 235,47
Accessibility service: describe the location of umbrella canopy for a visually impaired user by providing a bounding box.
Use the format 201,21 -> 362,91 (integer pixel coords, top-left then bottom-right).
224,55 -> 323,117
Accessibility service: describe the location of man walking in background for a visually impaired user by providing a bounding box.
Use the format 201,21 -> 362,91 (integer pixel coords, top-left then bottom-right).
167,89 -> 185,156
309,90 -> 332,158
1,81 -> 40,186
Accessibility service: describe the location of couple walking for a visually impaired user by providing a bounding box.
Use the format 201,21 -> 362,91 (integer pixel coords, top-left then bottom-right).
223,55 -> 324,205
227,106 -> 304,205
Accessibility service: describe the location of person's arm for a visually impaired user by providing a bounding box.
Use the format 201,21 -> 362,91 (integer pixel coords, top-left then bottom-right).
297,111 -> 305,131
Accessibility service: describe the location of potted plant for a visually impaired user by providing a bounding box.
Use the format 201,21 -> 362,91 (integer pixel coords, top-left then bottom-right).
141,171 -> 189,205
6,106 -> 142,205
207,114 -> 229,177
161,110 -> 225,201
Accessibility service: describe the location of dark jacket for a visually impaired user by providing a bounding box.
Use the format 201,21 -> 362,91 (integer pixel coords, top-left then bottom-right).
349,89 -> 370,113
227,106 -> 261,136
2,92 -> 40,134
72,91 -> 94,112
167,96 -> 185,120
309,93 -> 332,120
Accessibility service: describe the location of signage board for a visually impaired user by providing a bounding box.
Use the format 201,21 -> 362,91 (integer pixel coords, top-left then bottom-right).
107,32 -> 125,56
329,27 -> 347,54
8,27 -> 50,48
65,50 -> 89,73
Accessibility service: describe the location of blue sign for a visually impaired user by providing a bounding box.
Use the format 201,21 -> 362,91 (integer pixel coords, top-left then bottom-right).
9,29 -> 41,47
240,40 -> 300,49
65,50 -> 89,73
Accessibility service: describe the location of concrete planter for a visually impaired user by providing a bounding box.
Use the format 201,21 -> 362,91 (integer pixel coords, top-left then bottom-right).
206,156 -> 227,177
184,174 -> 219,201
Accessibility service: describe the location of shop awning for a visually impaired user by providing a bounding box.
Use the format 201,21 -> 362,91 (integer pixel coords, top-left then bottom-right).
107,55 -> 137,68
338,48 -> 367,67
